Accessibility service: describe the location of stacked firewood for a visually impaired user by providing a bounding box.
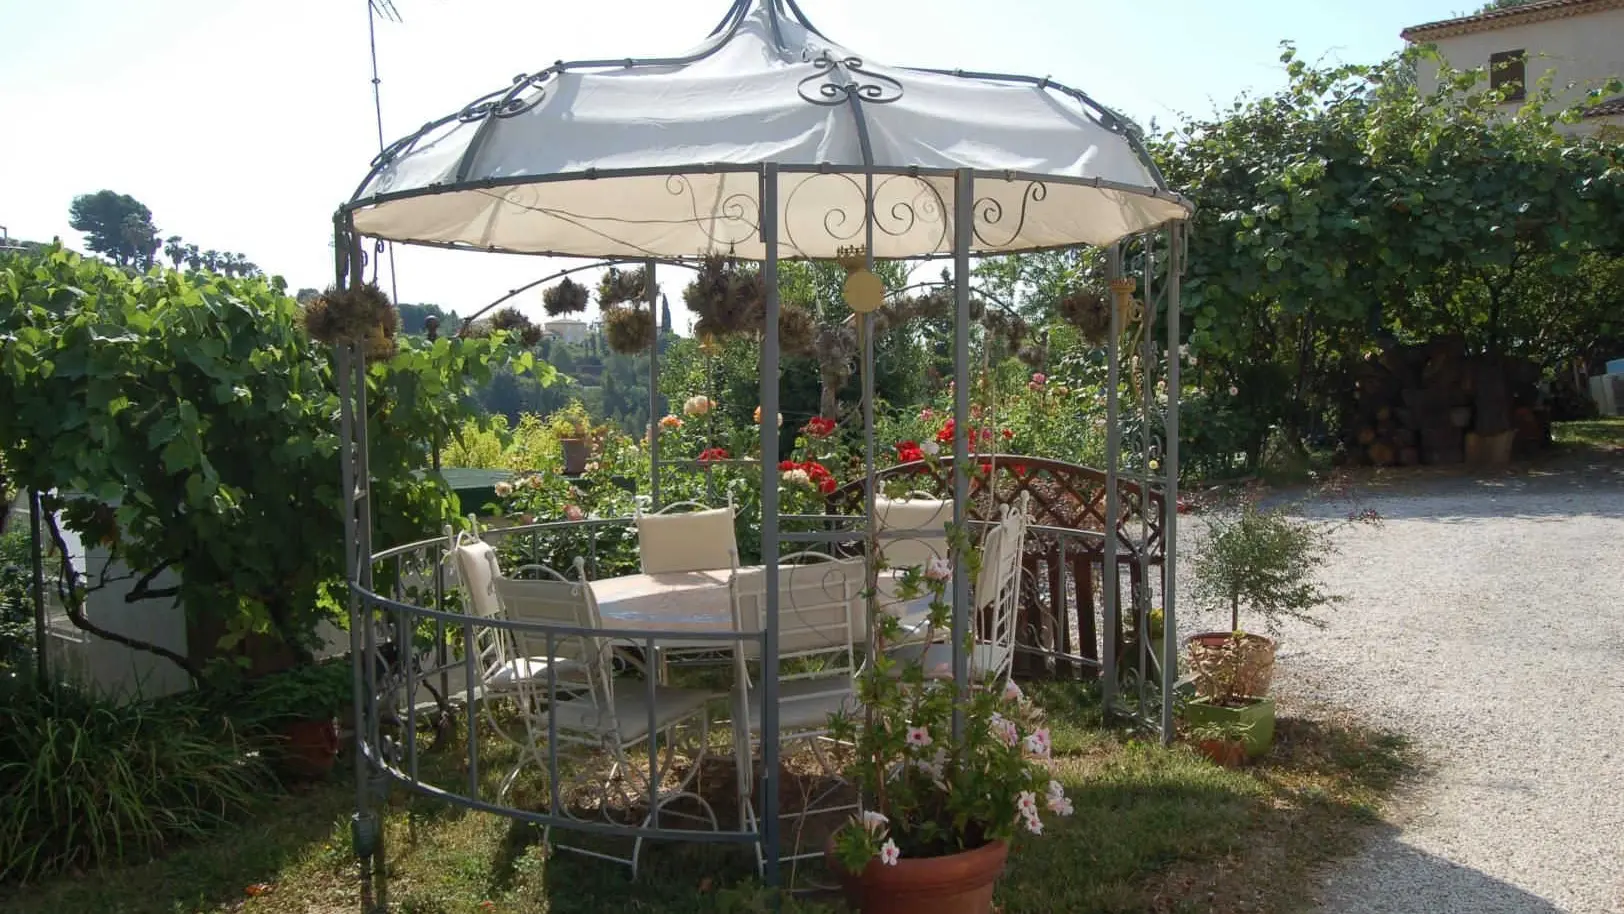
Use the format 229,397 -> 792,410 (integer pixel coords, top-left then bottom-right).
1345,336 -> 1547,466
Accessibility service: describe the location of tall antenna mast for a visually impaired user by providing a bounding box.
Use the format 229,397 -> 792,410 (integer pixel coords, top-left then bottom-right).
367,0 -> 402,302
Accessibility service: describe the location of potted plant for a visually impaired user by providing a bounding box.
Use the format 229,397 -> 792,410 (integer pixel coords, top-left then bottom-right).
1184,497 -> 1357,757
1187,718 -> 1253,768
826,542 -> 1070,914
243,659 -> 353,782
549,401 -> 593,475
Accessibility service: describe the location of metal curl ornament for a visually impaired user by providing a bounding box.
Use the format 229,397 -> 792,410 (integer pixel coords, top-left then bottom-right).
972,181 -> 1049,248
796,50 -> 904,106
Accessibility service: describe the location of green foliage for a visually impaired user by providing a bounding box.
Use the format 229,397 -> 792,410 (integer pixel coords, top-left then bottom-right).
221,658 -> 354,729
1149,47 -> 1624,470
0,676 -> 271,883
0,246 -> 539,670
0,530 -> 33,675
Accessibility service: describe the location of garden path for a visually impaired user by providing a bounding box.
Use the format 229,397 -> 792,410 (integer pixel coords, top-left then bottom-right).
1181,451 -> 1624,914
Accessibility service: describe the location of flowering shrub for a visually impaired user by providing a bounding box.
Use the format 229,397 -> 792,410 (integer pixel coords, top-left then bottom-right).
827,546 -> 1071,872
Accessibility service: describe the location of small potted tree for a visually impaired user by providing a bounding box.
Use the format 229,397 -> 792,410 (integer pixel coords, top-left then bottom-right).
825,536 -> 1071,914
549,401 -> 593,476
1184,498 -> 1350,757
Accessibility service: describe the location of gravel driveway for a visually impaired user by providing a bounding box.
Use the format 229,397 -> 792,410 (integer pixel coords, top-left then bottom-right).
1179,452 -> 1624,914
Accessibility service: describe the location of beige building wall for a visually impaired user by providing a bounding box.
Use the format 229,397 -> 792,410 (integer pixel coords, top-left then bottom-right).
1410,4 -> 1624,136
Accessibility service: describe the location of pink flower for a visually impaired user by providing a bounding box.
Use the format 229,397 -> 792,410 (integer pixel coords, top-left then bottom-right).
879,838 -> 901,866
564,505 -> 585,522
918,408 -> 934,421
906,726 -> 933,748
1022,810 -> 1044,835
924,558 -> 952,582
1023,728 -> 1052,758
1228,385 -> 1239,396
1047,793 -> 1074,817
1031,372 -> 1047,385
989,713 -> 1019,747
1002,679 -> 1023,702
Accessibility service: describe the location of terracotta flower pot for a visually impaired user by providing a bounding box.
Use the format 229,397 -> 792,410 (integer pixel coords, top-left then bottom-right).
828,838 -> 1009,914
560,438 -> 590,475
273,717 -> 340,781
1197,737 -> 1247,768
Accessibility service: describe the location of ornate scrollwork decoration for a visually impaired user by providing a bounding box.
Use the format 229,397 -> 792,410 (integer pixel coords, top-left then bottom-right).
782,173 -> 950,258
457,69 -> 556,123
972,181 -> 1049,248
796,50 -> 904,106
663,174 -> 762,249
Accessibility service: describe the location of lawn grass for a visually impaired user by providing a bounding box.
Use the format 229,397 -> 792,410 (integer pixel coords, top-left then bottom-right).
1552,416 -> 1624,451
1,685 -> 1410,914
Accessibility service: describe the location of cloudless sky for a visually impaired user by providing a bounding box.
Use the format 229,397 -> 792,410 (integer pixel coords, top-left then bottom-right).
0,0 -> 1476,326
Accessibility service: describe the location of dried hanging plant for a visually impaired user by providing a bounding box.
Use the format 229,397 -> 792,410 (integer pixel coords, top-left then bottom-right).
1017,341 -> 1049,369
683,252 -> 765,337
598,266 -> 650,308
488,306 -> 543,347
542,277 -> 590,316
1057,286 -> 1121,346
777,302 -> 818,358
603,304 -> 656,354
981,309 -> 1028,352
302,282 -> 399,359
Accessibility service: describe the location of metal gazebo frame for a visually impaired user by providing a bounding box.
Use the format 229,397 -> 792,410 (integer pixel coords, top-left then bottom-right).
333,0 -> 1189,898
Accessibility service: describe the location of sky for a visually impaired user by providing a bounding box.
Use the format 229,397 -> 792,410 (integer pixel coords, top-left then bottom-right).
0,0 -> 1479,329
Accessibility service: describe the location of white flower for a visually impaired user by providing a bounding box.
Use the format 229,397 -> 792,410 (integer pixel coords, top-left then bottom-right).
1023,728 -> 1052,758
906,726 -> 933,748
921,439 -> 941,456
683,395 -> 713,417
924,558 -> 952,582
859,810 -> 888,833
1228,385 -> 1239,396
493,481 -> 514,498
1047,779 -> 1065,800
1022,810 -> 1044,835
782,468 -> 812,487
1002,679 -> 1023,702
879,838 -> 901,866
1016,790 -> 1038,814
1047,794 -> 1074,817
989,713 -> 1019,747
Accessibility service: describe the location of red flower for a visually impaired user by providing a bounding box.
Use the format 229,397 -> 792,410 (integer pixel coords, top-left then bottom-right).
1001,428 -> 1014,441
818,477 -> 837,495
803,416 -> 837,439
697,447 -> 730,463
896,441 -> 925,463
935,420 -> 955,444
778,460 -> 796,472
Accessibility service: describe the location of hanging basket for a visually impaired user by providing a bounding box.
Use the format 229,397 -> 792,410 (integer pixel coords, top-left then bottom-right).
488,307 -> 543,347
603,304 -> 656,354
301,282 -> 399,359
1057,287 -> 1132,346
683,252 -> 765,337
542,277 -> 590,316
598,266 -> 650,308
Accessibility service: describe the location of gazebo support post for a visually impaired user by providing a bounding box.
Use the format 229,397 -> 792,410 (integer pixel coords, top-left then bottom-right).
950,168 -> 974,739
335,215 -> 384,909
29,488 -> 48,692
1101,243 -> 1123,714
757,163 -> 783,884
1160,221 -> 1183,744
646,258 -> 661,508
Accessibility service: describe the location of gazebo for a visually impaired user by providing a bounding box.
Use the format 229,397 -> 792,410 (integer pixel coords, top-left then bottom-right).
335,0 -> 1190,893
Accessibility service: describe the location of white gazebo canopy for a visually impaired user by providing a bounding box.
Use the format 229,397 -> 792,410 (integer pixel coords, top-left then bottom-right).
347,0 -> 1190,261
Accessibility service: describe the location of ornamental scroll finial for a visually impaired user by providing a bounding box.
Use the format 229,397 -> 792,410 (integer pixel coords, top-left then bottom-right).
796,50 -> 904,106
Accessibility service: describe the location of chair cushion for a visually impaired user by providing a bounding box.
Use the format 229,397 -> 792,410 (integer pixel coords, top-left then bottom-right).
545,686 -> 713,743
453,539 -> 504,618
874,497 -> 951,572
485,656 -> 583,691
739,677 -> 860,735
636,508 -> 738,574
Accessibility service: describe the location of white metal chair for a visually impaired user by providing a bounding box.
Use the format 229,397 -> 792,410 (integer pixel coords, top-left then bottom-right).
634,499 -> 739,574
871,492 -> 955,642
726,550 -> 864,872
503,558 -> 719,877
886,492 -> 1031,683
447,523 -> 580,699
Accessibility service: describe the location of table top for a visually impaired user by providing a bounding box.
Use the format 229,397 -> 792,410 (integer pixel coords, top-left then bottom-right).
589,567 -> 929,646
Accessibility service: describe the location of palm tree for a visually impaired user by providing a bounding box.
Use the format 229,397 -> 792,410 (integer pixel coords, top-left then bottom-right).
163,236 -> 186,270
184,243 -> 202,271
